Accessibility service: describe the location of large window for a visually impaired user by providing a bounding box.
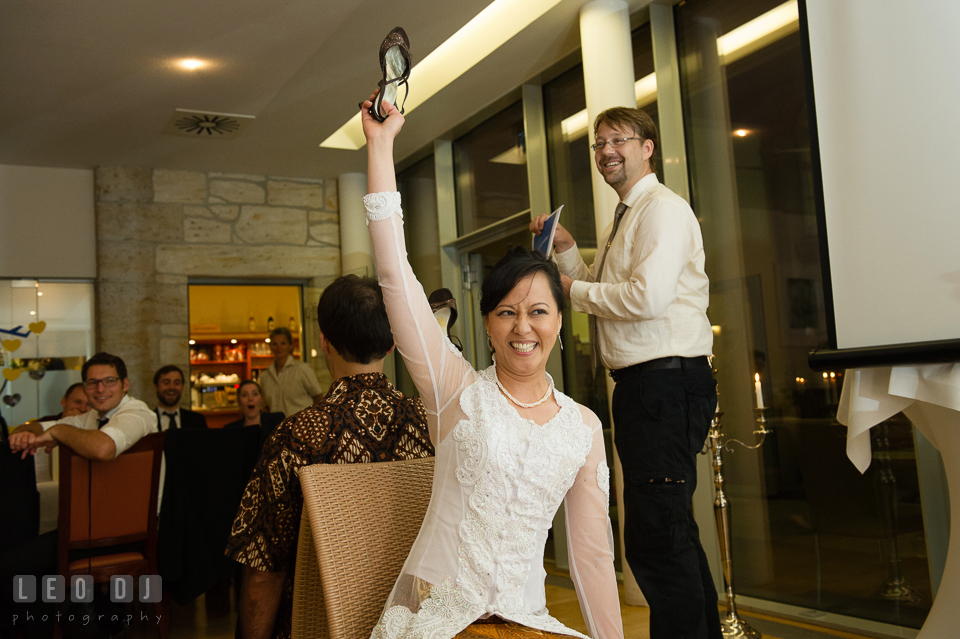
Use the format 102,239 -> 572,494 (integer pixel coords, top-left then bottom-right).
454,101 -> 530,235
677,0 -> 932,627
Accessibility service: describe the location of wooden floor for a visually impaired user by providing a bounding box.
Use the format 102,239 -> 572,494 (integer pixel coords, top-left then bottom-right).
84,573 -> 894,639
543,582 -> 885,639
126,580 -> 888,639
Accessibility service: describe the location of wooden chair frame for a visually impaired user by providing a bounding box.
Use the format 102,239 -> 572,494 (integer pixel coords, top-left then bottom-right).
56,431 -> 166,639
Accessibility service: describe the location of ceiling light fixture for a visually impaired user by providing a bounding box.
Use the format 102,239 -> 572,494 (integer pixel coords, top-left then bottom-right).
321,0 -> 563,150
561,0 -> 798,142
178,58 -> 208,71
734,129 -> 749,137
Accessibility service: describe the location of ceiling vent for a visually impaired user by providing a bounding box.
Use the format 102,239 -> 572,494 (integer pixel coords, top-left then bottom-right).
165,109 -> 255,139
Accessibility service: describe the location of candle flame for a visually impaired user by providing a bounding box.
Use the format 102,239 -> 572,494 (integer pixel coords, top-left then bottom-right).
755,373 -> 760,382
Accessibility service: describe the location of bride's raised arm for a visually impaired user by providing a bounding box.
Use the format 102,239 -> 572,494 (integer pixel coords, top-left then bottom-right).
361,96 -> 474,445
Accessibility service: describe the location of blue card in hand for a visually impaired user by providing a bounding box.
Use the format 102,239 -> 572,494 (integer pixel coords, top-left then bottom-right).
533,205 -> 563,258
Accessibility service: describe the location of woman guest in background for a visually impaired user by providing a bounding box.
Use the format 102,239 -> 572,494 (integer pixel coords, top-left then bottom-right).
225,380 -> 284,448
360,94 -> 623,639
259,327 -> 323,417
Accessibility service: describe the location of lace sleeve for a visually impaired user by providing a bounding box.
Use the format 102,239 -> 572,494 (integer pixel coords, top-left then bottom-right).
366,191 -> 475,445
563,413 -> 624,639
363,192 -> 403,224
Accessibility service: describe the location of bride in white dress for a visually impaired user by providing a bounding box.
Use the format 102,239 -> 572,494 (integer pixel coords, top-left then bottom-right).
361,93 -> 624,639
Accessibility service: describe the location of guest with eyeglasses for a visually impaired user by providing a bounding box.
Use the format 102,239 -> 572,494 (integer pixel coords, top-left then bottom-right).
153,364 -> 208,431
531,107 -> 720,639
2,352 -> 159,638
8,351 -> 158,461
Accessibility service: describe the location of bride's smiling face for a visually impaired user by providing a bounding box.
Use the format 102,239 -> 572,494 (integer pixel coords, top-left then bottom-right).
484,273 -> 561,378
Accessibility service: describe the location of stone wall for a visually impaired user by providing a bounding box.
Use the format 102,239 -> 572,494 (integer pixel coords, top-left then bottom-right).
95,168 -> 340,402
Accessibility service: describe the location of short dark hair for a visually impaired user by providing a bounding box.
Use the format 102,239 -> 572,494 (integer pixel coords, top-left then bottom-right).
81,352 -> 128,381
269,327 -> 293,343
317,275 -> 393,364
594,106 -> 660,174
480,246 -> 565,317
153,364 -> 184,386
63,382 -> 85,400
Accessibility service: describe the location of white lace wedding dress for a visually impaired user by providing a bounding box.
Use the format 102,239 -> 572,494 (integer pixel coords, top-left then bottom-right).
365,192 -> 624,639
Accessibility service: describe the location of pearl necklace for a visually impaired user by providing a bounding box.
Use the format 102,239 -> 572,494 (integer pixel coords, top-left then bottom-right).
494,366 -> 554,408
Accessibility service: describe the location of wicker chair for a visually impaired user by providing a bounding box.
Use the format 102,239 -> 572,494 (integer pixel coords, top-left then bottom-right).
292,457 -> 435,639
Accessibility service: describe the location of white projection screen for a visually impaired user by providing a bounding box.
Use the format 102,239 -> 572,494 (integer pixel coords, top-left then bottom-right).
803,0 -> 960,363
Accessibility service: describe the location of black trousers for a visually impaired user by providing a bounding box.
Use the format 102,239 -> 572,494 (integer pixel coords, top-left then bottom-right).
612,365 -> 722,639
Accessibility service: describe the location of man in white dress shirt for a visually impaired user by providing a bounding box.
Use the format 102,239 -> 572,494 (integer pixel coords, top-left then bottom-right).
3,352 -> 159,635
531,107 -> 720,639
10,352 -> 158,461
259,327 -> 323,417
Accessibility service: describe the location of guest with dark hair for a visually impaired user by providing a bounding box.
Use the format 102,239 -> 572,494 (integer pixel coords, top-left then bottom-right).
226,274 -> 432,639
358,94 -> 623,639
259,327 -> 323,417
2,352 -> 159,636
9,351 -> 157,461
478,245 -> 565,316
224,380 -> 284,446
316,274 -> 395,363
153,364 -> 208,430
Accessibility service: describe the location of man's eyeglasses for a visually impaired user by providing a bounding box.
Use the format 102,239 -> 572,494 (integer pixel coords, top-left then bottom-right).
84,376 -> 121,389
591,137 -> 641,152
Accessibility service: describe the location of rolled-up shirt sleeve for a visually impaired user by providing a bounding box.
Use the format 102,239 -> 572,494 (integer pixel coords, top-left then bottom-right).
101,405 -> 158,455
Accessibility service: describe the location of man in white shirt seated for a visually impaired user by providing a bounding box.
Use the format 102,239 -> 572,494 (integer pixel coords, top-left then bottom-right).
2,352 -> 159,636
10,351 -> 158,461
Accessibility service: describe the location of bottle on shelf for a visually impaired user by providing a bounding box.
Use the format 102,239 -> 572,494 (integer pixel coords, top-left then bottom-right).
288,316 -> 296,331
267,316 -> 275,330
249,316 -> 256,332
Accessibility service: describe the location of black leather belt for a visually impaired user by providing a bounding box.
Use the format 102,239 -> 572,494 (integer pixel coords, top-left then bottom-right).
609,356 -> 710,383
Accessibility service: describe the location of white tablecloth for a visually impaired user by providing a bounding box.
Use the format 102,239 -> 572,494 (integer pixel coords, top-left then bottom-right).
837,363 -> 960,639
37,480 -> 58,534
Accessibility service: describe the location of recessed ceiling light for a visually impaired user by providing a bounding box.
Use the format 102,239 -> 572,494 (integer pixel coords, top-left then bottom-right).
178,58 -> 208,71
321,0 -> 564,150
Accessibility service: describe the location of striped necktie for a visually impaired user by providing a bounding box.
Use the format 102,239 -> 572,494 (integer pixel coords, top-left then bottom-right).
591,202 -> 629,375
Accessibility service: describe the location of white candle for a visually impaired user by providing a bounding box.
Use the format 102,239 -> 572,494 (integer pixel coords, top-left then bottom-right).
754,373 -> 764,409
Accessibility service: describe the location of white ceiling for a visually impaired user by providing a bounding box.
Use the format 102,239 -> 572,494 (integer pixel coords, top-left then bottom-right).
0,0 -> 650,180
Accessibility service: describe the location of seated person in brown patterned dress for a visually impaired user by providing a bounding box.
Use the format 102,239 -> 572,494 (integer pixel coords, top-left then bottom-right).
225,274 -> 434,639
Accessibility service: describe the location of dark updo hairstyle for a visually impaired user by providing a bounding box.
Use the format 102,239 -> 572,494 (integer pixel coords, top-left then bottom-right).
479,245 -> 565,317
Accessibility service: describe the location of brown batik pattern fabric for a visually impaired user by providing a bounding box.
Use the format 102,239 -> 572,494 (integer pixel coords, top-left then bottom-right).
225,372 -> 433,639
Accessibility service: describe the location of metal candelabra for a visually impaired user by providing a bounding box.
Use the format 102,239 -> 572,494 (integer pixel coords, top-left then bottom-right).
709,400 -> 771,639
